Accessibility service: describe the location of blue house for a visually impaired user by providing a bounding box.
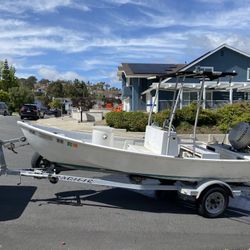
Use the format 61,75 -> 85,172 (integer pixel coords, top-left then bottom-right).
117,44 -> 250,112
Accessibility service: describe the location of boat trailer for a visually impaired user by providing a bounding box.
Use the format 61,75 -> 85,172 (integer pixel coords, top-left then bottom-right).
0,136 -> 248,218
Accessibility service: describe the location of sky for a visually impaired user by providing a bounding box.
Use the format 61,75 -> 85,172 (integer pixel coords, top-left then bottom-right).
1,0 -> 250,87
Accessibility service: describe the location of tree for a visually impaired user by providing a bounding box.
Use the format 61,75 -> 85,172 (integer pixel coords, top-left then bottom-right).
64,79 -> 89,99
105,83 -> 110,90
0,90 -> 9,102
35,93 -> 51,107
0,59 -> 18,91
47,81 -> 64,98
95,82 -> 105,91
38,78 -> 50,86
0,61 -> 4,79
72,96 -> 95,111
48,99 -> 61,109
73,80 -> 89,98
8,86 -> 34,111
18,76 -> 37,89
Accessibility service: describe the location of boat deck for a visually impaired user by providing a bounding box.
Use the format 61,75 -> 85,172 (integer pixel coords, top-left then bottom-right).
180,143 -> 220,159
207,144 -> 250,160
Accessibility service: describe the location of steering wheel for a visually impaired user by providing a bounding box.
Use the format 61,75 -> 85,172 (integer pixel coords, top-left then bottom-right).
162,119 -> 175,131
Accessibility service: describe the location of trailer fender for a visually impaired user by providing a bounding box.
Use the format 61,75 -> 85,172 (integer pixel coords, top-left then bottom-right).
195,180 -> 234,200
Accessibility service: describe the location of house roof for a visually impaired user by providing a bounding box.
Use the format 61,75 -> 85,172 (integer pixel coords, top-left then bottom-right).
118,63 -> 186,78
180,44 -> 250,72
118,44 -> 248,82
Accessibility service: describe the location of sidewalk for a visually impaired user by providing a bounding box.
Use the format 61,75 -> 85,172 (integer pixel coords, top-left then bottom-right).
34,116 -> 145,139
34,116 -> 227,142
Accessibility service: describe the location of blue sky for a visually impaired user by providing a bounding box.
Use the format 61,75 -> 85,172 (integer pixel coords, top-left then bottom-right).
1,0 -> 250,87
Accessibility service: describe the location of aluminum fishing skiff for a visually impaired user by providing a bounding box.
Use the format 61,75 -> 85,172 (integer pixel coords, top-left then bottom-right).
17,118 -> 250,183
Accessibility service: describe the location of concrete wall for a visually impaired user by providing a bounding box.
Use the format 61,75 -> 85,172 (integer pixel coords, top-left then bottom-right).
72,110 -> 103,122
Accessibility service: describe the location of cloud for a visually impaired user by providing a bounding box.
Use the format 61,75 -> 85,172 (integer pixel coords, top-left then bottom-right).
103,0 -> 151,7
38,67 -> 85,81
0,17 -> 90,56
185,31 -> 250,53
110,1 -> 250,30
80,59 -> 118,71
107,70 -> 119,84
0,14 -> 188,60
1,0 -> 250,87
2,1 -> 249,62
0,0 -> 90,14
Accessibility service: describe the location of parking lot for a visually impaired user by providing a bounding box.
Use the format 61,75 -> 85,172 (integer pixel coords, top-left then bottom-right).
0,116 -> 250,250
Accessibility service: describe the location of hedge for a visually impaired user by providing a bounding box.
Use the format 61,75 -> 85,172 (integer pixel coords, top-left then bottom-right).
215,102 -> 250,132
105,111 -> 148,131
105,102 -> 250,133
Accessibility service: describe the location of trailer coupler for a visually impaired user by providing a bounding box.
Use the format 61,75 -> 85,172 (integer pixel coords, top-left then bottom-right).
0,136 -> 28,175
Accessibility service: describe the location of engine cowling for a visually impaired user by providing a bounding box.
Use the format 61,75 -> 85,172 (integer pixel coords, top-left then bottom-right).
228,122 -> 250,150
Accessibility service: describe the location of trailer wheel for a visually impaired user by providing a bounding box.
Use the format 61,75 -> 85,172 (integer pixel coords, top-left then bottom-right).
31,152 -> 50,169
48,176 -> 59,184
197,186 -> 229,218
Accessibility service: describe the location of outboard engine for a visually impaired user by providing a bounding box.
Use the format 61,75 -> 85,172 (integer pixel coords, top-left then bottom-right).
228,122 -> 250,150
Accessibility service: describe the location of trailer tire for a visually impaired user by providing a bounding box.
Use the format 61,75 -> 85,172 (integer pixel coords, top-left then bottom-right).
49,176 -> 59,184
31,152 -> 65,174
31,152 -> 51,169
197,186 -> 229,218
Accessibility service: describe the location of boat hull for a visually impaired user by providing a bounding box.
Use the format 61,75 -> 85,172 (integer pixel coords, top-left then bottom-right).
18,121 -> 250,183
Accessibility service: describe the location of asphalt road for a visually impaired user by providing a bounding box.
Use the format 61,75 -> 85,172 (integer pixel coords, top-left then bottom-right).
0,116 -> 250,250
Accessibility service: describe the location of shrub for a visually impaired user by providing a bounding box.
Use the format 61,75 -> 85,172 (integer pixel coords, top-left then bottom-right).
176,121 -> 193,133
105,111 -> 148,131
106,102 -> 250,133
123,112 -> 148,131
175,103 -> 218,127
153,110 -> 171,127
198,109 -> 219,126
105,111 -> 125,129
215,102 -> 250,132
176,103 -> 197,125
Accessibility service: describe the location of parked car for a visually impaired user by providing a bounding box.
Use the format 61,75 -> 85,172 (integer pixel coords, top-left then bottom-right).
45,108 -> 61,117
0,102 -> 10,116
20,104 -> 45,120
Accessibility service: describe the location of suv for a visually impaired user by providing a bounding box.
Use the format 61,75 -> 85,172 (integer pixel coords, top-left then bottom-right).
20,104 -> 44,120
0,102 -> 10,116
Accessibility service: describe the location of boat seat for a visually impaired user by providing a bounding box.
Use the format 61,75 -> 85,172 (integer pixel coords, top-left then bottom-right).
127,144 -> 157,155
180,144 -> 220,159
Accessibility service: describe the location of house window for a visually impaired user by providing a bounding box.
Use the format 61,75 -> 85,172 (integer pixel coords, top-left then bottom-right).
183,91 -> 198,107
195,66 -> 214,72
247,68 -> 250,81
